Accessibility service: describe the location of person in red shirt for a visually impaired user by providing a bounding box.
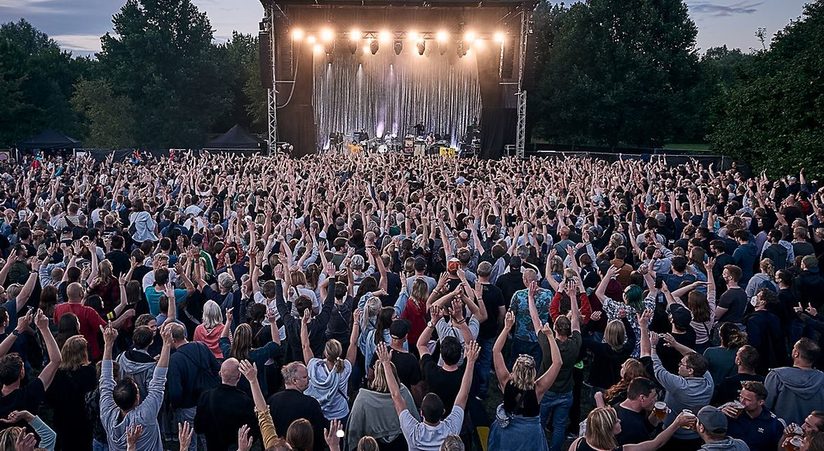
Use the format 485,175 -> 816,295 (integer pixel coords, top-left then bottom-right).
53,282 -> 134,360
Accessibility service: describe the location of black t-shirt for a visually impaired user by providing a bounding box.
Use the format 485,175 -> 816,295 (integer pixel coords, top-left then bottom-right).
392,350 -> 422,388
105,250 -> 131,276
495,270 -> 525,306
478,283 -> 505,340
421,353 -> 464,416
655,329 -> 697,374
267,389 -> 327,450
718,287 -> 747,324
615,404 -> 655,445
0,378 -> 45,431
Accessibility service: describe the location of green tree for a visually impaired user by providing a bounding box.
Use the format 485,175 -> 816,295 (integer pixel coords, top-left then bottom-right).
0,20 -> 81,146
531,0 -> 700,147
213,32 -> 265,133
98,0 -> 230,148
71,79 -> 136,148
709,0 -> 824,177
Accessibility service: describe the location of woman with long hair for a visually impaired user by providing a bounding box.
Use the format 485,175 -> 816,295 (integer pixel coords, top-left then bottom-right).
193,300 -> 224,359
487,311 -> 563,451
596,358 -> 650,407
286,418 -> 314,451
347,358 -> 418,451
703,323 -> 748,385
88,259 -> 119,312
569,406 -> 690,451
38,285 -> 58,324
666,257 -> 718,354
358,304 -> 393,374
584,318 -> 636,394
596,265 -> 653,357
398,278 -> 429,352
0,416 -> 56,451
745,258 -> 778,298
220,308 -> 282,397
300,307 -> 358,421
54,312 -> 80,350
45,335 -> 97,450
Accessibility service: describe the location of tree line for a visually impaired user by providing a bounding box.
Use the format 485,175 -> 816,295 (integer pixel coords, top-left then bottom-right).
0,0 -> 821,176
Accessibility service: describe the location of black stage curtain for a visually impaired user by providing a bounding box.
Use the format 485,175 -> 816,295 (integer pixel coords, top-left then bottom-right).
479,107 -> 516,159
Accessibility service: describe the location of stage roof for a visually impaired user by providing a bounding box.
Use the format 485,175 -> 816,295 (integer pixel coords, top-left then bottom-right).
263,0 -> 529,7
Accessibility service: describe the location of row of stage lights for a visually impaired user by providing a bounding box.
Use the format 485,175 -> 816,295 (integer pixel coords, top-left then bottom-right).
290,27 -> 506,57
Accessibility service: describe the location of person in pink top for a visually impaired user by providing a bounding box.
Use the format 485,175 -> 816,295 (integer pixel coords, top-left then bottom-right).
193,300 -> 224,359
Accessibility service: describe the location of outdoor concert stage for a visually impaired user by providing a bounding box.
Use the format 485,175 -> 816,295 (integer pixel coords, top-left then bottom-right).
258,0 -> 535,158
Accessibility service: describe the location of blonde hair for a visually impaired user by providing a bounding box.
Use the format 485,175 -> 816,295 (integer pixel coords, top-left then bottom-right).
511,354 -> 537,391
760,258 -> 776,280
60,335 -> 89,371
0,426 -> 24,450
201,300 -> 223,329
603,320 -> 627,352
95,259 -> 114,285
370,360 -> 397,393
411,279 -> 429,303
585,407 -> 619,450
324,339 -> 345,373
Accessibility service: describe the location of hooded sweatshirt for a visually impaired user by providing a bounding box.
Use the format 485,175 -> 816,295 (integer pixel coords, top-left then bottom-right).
100,360 -> 167,450
347,385 -> 419,450
699,437 -> 750,451
193,324 -> 224,359
764,366 -> 824,424
304,357 -> 352,420
167,342 -> 220,409
116,349 -> 156,401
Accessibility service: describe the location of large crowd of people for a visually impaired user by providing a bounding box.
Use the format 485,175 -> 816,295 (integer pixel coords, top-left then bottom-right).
0,150 -> 821,451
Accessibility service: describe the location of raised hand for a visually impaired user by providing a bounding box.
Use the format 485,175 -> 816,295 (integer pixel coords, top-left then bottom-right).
237,424 -> 254,451
178,422 -> 193,451
504,310 -> 515,329
375,342 -> 392,365
324,419 -> 344,451
540,322 -> 554,339
238,360 -> 258,382
464,340 -> 480,363
126,424 -> 144,448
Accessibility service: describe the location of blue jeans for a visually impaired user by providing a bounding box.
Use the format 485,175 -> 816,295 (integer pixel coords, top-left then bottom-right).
472,337 -> 495,399
540,390 -> 573,451
175,407 -> 205,451
92,439 -> 108,451
509,338 -> 542,369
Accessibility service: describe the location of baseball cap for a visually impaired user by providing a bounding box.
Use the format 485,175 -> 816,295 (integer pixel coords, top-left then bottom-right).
697,406 -> 727,434
389,319 -> 410,339
669,305 -> 693,329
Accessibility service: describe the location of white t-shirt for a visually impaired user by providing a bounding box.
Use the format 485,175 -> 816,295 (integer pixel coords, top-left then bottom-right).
399,405 -> 464,451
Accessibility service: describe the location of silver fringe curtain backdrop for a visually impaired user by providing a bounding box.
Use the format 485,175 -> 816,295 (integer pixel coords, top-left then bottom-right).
312,45 -> 482,150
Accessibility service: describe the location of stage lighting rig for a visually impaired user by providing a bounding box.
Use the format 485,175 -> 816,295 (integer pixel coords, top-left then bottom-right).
370,39 -> 379,55
416,40 -> 425,55
394,39 -> 403,55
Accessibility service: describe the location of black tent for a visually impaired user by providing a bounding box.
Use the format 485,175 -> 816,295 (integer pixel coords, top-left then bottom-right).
203,125 -> 262,152
17,130 -> 81,151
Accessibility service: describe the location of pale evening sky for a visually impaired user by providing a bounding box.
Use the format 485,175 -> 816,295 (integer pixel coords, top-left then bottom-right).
0,0 -> 810,56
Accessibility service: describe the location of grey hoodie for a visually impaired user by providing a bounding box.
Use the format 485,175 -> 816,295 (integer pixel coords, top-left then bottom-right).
765,366 -> 824,424
700,437 -> 750,451
116,350 -> 156,400
100,360 -> 167,450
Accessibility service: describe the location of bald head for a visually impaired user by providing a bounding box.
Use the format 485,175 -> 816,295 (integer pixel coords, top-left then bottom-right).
66,282 -> 85,302
220,358 -> 241,386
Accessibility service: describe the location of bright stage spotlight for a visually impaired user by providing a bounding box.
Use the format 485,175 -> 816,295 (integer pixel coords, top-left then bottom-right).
370,39 -> 379,54
291,28 -> 305,41
408,31 -> 419,41
436,30 -> 448,42
320,27 -> 334,42
349,29 -> 361,41
313,44 -> 323,54
379,30 -> 392,44
464,31 -> 476,42
393,40 -> 403,55
494,31 -> 505,43
473,38 -> 485,50
416,40 -> 425,56
363,44 -> 371,54
307,35 -> 317,44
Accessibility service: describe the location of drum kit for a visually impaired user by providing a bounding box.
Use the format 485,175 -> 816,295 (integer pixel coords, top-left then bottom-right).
332,125 -> 472,157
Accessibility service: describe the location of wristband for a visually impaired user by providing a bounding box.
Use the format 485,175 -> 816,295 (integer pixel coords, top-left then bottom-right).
11,330 -> 20,337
